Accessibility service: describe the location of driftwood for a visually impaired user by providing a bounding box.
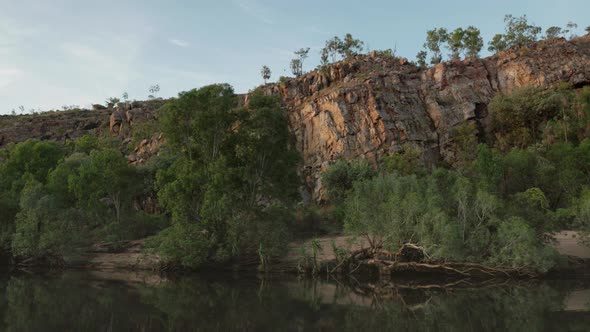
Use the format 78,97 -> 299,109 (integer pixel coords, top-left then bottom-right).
322,243 -> 541,279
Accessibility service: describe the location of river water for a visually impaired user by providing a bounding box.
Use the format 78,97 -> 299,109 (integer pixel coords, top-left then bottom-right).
0,270 -> 588,331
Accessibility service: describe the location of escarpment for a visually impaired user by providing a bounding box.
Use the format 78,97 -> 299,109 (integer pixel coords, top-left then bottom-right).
263,35 -> 590,200
2,35 -> 590,201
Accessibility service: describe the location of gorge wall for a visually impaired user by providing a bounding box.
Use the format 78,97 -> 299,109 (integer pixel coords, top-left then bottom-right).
1,35 -> 590,201
268,34 -> 590,200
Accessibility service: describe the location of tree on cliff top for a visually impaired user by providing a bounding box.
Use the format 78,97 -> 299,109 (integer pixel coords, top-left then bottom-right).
293,47 -> 310,76
424,28 -> 448,64
488,14 -> 542,52
320,33 -> 365,64
260,65 -> 271,84
463,26 -> 483,58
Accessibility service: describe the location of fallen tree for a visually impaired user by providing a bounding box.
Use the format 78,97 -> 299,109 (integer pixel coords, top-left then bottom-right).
300,243 -> 543,279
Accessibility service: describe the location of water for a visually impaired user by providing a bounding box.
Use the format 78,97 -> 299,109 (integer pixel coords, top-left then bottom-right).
0,270 -> 589,332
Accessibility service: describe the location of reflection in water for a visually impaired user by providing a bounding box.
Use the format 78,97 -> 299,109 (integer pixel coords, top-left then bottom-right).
0,271 -> 589,331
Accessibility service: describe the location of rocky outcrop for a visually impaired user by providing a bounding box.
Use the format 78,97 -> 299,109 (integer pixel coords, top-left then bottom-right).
0,100 -> 164,148
259,35 -> 590,200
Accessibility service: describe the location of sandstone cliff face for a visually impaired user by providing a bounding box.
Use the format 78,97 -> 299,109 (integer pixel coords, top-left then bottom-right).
2,36 -> 590,202
259,35 -> 590,201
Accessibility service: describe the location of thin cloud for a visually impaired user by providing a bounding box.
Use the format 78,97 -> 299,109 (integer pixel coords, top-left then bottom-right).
234,0 -> 274,25
0,67 -> 23,88
169,38 -> 189,48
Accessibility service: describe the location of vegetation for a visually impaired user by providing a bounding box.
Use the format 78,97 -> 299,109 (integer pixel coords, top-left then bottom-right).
149,85 -> 299,269
0,138 -> 164,264
488,15 -> 542,52
422,26 -> 483,63
320,33 -> 364,64
0,84 -> 299,268
319,85 -> 590,274
290,48 -> 309,76
260,65 -> 271,84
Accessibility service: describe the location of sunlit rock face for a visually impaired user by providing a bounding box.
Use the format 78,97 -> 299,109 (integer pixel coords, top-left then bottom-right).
255,35 -> 590,201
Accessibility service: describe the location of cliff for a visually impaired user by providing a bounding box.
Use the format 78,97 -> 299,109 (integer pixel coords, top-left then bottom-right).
2,35 -> 590,201
269,34 -> 590,200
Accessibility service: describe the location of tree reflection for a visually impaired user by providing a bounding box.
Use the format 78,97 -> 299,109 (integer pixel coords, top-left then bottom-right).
0,272 -> 586,332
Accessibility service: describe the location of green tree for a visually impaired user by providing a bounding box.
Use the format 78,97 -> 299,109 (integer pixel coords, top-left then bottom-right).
293,47 -> 310,75
488,34 -> 508,52
148,84 -> 160,99
545,26 -> 564,39
154,85 -> 299,268
341,33 -> 364,57
290,58 -> 302,76
0,140 -> 64,249
463,26 -> 483,58
450,121 -> 479,167
424,28 -> 448,64
446,27 -> 465,60
488,14 -> 542,52
489,86 -> 563,150
158,84 -> 236,163
260,65 -> 271,84
321,36 -> 343,63
321,159 -> 375,204
380,146 -> 425,176
69,148 -> 138,225
416,50 -> 427,67
105,97 -> 120,108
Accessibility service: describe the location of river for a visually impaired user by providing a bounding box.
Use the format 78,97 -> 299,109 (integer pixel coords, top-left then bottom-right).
0,270 -> 588,331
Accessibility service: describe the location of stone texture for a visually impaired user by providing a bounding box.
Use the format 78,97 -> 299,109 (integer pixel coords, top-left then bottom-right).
260,35 -> 590,201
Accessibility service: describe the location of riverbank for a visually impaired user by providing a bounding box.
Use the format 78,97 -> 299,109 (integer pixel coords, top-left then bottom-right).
26,231 -> 590,278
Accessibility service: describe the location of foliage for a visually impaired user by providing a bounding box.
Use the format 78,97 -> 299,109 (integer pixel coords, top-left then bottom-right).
154,85 -> 299,268
320,33 -> 364,64
0,136 -> 160,262
545,26 -> 564,39
423,26 -> 482,62
488,14 -> 542,52
380,146 -> 425,176
450,121 -> 479,167
463,26 -> 484,58
424,28 -> 448,64
416,50 -> 427,67
148,84 -> 160,99
260,65 -> 271,84
446,28 -> 465,60
342,172 -> 558,271
291,48 -> 310,76
320,159 -> 375,204
489,86 -> 565,151
105,97 -> 120,108
290,58 -> 302,77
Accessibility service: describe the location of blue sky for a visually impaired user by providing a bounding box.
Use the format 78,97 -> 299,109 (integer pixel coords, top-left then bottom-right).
0,0 -> 588,114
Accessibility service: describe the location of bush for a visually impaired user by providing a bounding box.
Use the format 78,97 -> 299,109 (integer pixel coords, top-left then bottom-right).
321,159 -> 375,204
342,172 -> 558,271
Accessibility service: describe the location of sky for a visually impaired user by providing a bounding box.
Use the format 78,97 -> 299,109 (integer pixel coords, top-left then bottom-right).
0,0 -> 588,114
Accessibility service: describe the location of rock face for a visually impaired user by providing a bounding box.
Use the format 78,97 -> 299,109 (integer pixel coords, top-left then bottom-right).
258,35 -> 590,200
2,36 -> 590,202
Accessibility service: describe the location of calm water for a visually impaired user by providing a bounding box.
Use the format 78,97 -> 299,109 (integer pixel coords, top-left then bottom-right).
0,270 -> 589,332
